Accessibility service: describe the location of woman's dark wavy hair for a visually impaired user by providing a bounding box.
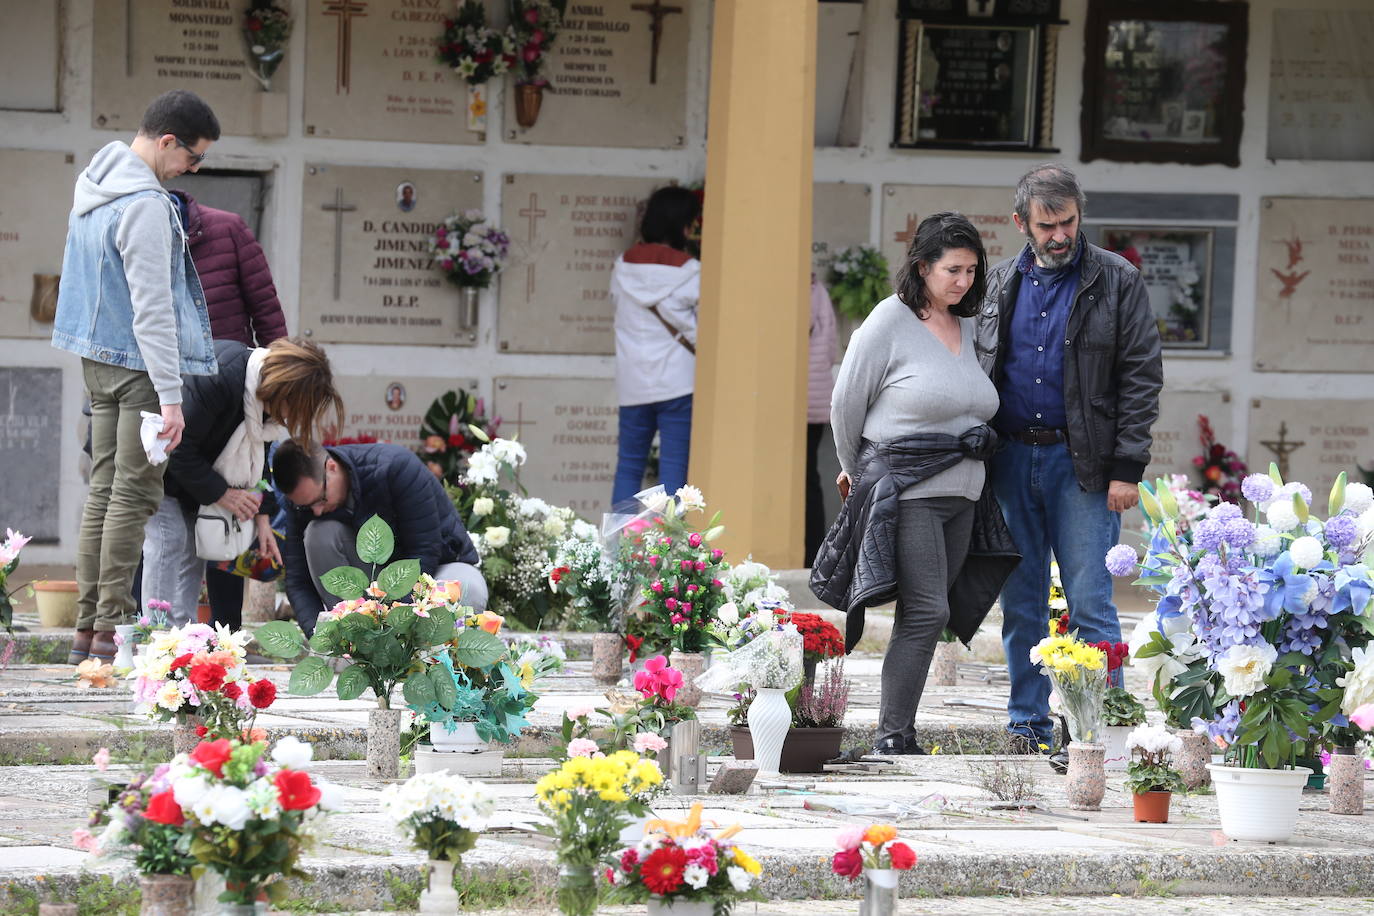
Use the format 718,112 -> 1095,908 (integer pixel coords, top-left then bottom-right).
639,186 -> 701,251
894,211 -> 987,319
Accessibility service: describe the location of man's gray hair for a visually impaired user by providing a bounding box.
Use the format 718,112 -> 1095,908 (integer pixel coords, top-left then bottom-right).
1014,163 -> 1087,224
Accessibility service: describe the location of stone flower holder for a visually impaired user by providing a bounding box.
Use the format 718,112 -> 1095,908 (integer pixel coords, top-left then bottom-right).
668,650 -> 705,707
591,632 -> 624,684
367,707 -> 403,779
929,640 -> 961,687
1329,748 -> 1365,816
138,873 -> 194,916
171,715 -> 204,756
1065,742 -> 1106,810
1174,729 -> 1211,789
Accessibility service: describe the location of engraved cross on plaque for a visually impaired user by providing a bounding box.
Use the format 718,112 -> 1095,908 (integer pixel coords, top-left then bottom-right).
321,188 -> 357,301
894,214 -> 919,246
630,0 -> 683,85
324,0 -> 369,95
519,193 -> 548,299
1260,421 -> 1305,480
507,402 -> 537,438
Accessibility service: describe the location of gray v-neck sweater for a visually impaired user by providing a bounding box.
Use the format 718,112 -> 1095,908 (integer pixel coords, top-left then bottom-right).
831,294 -> 1001,500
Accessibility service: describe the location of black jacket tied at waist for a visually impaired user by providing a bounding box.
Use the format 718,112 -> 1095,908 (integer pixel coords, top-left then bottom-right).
809,426 -> 1021,653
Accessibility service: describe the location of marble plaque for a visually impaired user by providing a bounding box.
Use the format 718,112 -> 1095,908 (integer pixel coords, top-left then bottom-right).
497,173 -> 662,354
1268,10 -> 1374,162
298,164 -> 483,345
881,184 -> 1018,284
303,0 -> 483,143
0,1 -> 59,110
334,374 -> 480,445
0,368 -> 61,541
1142,390 -> 1234,486
812,182 -> 871,277
493,377 -> 618,518
1248,399 -> 1374,500
506,0 -> 689,148
0,150 -> 74,340
91,0 -> 288,135
1254,197 -> 1374,373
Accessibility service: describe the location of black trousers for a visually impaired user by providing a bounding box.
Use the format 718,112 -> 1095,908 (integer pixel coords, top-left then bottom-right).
805,423 -> 826,567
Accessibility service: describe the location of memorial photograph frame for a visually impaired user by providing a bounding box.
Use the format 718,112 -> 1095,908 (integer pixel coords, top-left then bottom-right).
1080,0 -> 1248,167
1097,225 -> 1214,349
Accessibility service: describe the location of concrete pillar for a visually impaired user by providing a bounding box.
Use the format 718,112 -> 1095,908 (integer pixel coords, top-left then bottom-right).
690,0 -> 817,569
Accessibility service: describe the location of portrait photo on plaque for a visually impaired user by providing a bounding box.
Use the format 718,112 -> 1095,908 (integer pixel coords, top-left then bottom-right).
1080,0 -> 1247,166
1097,226 -> 1213,349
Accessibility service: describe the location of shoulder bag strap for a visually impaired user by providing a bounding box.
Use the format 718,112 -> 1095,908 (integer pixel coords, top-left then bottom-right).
646,303 -> 696,355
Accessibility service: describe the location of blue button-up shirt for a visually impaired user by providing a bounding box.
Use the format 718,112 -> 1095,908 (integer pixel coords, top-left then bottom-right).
994,241 -> 1084,433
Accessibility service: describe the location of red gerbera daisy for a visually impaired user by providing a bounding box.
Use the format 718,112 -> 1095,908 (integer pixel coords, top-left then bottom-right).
641,845 -> 688,895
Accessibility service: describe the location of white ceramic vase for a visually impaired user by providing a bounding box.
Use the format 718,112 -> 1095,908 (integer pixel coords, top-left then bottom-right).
419,858 -> 459,914
746,686 -> 791,777
113,624 -> 138,670
1207,763 -> 1311,842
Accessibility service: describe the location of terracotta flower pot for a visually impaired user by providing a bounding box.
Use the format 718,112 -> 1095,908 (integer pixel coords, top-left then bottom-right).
729,725 -> 845,773
514,82 -> 543,128
1132,790 -> 1172,823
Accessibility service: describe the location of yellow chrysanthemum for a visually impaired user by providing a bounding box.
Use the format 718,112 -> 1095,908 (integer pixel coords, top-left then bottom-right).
732,847 -> 762,877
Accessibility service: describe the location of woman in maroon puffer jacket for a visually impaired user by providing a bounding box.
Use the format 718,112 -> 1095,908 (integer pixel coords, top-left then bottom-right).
170,189 -> 287,345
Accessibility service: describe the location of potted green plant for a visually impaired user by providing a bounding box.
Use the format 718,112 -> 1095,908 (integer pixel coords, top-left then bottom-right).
1101,685 -> 1148,771
1123,724 -> 1186,823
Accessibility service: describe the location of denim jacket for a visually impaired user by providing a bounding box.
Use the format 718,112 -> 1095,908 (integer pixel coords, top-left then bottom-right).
53,143 -> 215,401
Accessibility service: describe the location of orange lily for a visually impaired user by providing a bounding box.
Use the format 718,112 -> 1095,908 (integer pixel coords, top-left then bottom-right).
645,802 -> 742,841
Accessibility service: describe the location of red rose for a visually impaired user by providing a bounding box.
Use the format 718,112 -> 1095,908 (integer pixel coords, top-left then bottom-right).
641,846 -> 687,895
248,679 -> 276,710
188,663 -> 227,693
625,634 -> 644,664
169,653 -> 194,672
143,791 -> 184,826
189,738 -> 233,777
274,769 -> 321,811
245,17 -> 262,32
222,682 -> 243,701
887,842 -> 917,870
832,847 -> 863,879
194,725 -> 208,738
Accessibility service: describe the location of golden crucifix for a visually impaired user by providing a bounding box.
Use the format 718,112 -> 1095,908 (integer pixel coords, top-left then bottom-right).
630,0 -> 683,85
1259,421 -> 1305,481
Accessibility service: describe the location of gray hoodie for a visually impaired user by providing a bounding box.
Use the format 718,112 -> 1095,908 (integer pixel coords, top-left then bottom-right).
71,141 -> 186,404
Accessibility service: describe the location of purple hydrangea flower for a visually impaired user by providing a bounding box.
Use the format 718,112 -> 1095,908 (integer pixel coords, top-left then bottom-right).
1222,517 -> 1256,549
1325,514 -> 1359,548
1193,519 -> 1226,551
1104,544 -> 1138,576
1241,473 -> 1276,504
1209,502 -> 1243,523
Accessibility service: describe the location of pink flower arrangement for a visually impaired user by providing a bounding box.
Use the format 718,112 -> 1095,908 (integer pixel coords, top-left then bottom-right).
832,824 -> 918,879
634,655 -> 684,704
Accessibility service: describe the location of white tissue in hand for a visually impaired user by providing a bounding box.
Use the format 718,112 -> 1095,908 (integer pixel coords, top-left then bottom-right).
140,411 -> 169,465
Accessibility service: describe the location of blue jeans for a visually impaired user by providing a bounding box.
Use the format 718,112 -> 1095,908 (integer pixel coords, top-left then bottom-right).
613,394 -> 693,506
990,440 -> 1122,744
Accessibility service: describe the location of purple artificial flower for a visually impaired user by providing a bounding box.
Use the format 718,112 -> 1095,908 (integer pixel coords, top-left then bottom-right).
1325,514 -> 1359,549
1222,517 -> 1256,549
1241,473 -> 1276,504
1104,544 -> 1138,576
1209,502 -> 1243,523
1193,519 -> 1226,552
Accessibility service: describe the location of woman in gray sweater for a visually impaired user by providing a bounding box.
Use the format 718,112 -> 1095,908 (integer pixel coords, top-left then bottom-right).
831,213 -> 1000,755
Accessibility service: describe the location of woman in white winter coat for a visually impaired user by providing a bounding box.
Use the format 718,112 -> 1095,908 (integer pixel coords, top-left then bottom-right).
609,187 -> 702,505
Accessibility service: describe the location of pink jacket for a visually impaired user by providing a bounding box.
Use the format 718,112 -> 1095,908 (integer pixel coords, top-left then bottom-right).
808,279 -> 838,424
171,191 -> 287,346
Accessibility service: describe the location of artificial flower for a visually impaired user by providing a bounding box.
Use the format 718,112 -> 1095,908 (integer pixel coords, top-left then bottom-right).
143,790 -> 185,826
271,735 -> 314,770
887,841 -> 917,870
274,769 -> 322,811
190,739 -> 234,778
831,847 -> 862,878
248,679 -> 277,709
1216,643 -> 1277,698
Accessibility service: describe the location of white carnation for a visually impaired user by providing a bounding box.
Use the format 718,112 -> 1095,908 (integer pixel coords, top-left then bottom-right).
484,526 -> 510,548
1217,643 -> 1277,698
1289,536 -> 1325,569
1251,524 -> 1282,557
683,864 -> 710,889
518,497 -> 551,518
471,497 -> 494,517
1357,508 -> 1374,539
726,865 -> 752,893
543,515 -> 566,538
206,785 -> 252,831
271,735 -> 314,770
1344,483 -> 1374,515
491,439 -> 526,467
1266,501 -> 1299,532
173,775 -> 211,809
571,519 -> 598,541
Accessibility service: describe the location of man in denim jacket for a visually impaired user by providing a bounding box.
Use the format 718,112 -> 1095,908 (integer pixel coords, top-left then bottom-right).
52,90 -> 220,663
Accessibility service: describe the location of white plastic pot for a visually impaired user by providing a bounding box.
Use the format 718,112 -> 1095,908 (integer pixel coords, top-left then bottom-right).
1102,725 -> 1134,771
1207,763 -> 1311,842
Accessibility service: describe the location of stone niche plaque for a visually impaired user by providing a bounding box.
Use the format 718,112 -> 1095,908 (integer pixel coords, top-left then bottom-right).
0,368 -> 61,541
303,0 -> 482,143
334,374 -> 479,445
494,377 -> 618,518
91,0 -> 287,135
881,184 -> 1016,284
1248,399 -> 1374,500
1119,389 -> 1232,535
0,150 -> 73,339
1268,9 -> 1374,162
498,173 -> 662,354
507,0 -> 689,148
812,182 -> 871,277
299,164 -> 482,345
0,1 -> 60,110
1254,197 -> 1374,373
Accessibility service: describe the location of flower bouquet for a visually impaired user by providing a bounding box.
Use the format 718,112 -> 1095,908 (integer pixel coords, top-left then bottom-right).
143,736 -> 338,907
1193,414 -> 1246,505
825,245 -> 890,321
506,0 -> 563,88
382,770 -> 494,912
429,210 -> 510,290
535,751 -> 663,916
438,0 -> 515,84
416,389 -> 501,487
607,804 -> 764,915
1030,632 -> 1108,744
832,824 -> 917,916
547,529 -> 617,632
0,526 -> 31,631
241,1 -> 292,91
80,760 -> 197,907
129,622 -> 276,740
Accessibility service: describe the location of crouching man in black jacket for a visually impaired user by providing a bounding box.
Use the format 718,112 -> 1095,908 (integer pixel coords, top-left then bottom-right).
273,440 -> 487,635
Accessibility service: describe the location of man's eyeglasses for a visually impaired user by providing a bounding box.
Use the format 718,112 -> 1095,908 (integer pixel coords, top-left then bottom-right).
174,138 -> 207,165
293,474 -> 330,511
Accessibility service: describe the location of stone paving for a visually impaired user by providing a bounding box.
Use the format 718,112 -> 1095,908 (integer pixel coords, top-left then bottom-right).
3,580 -> 1374,912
